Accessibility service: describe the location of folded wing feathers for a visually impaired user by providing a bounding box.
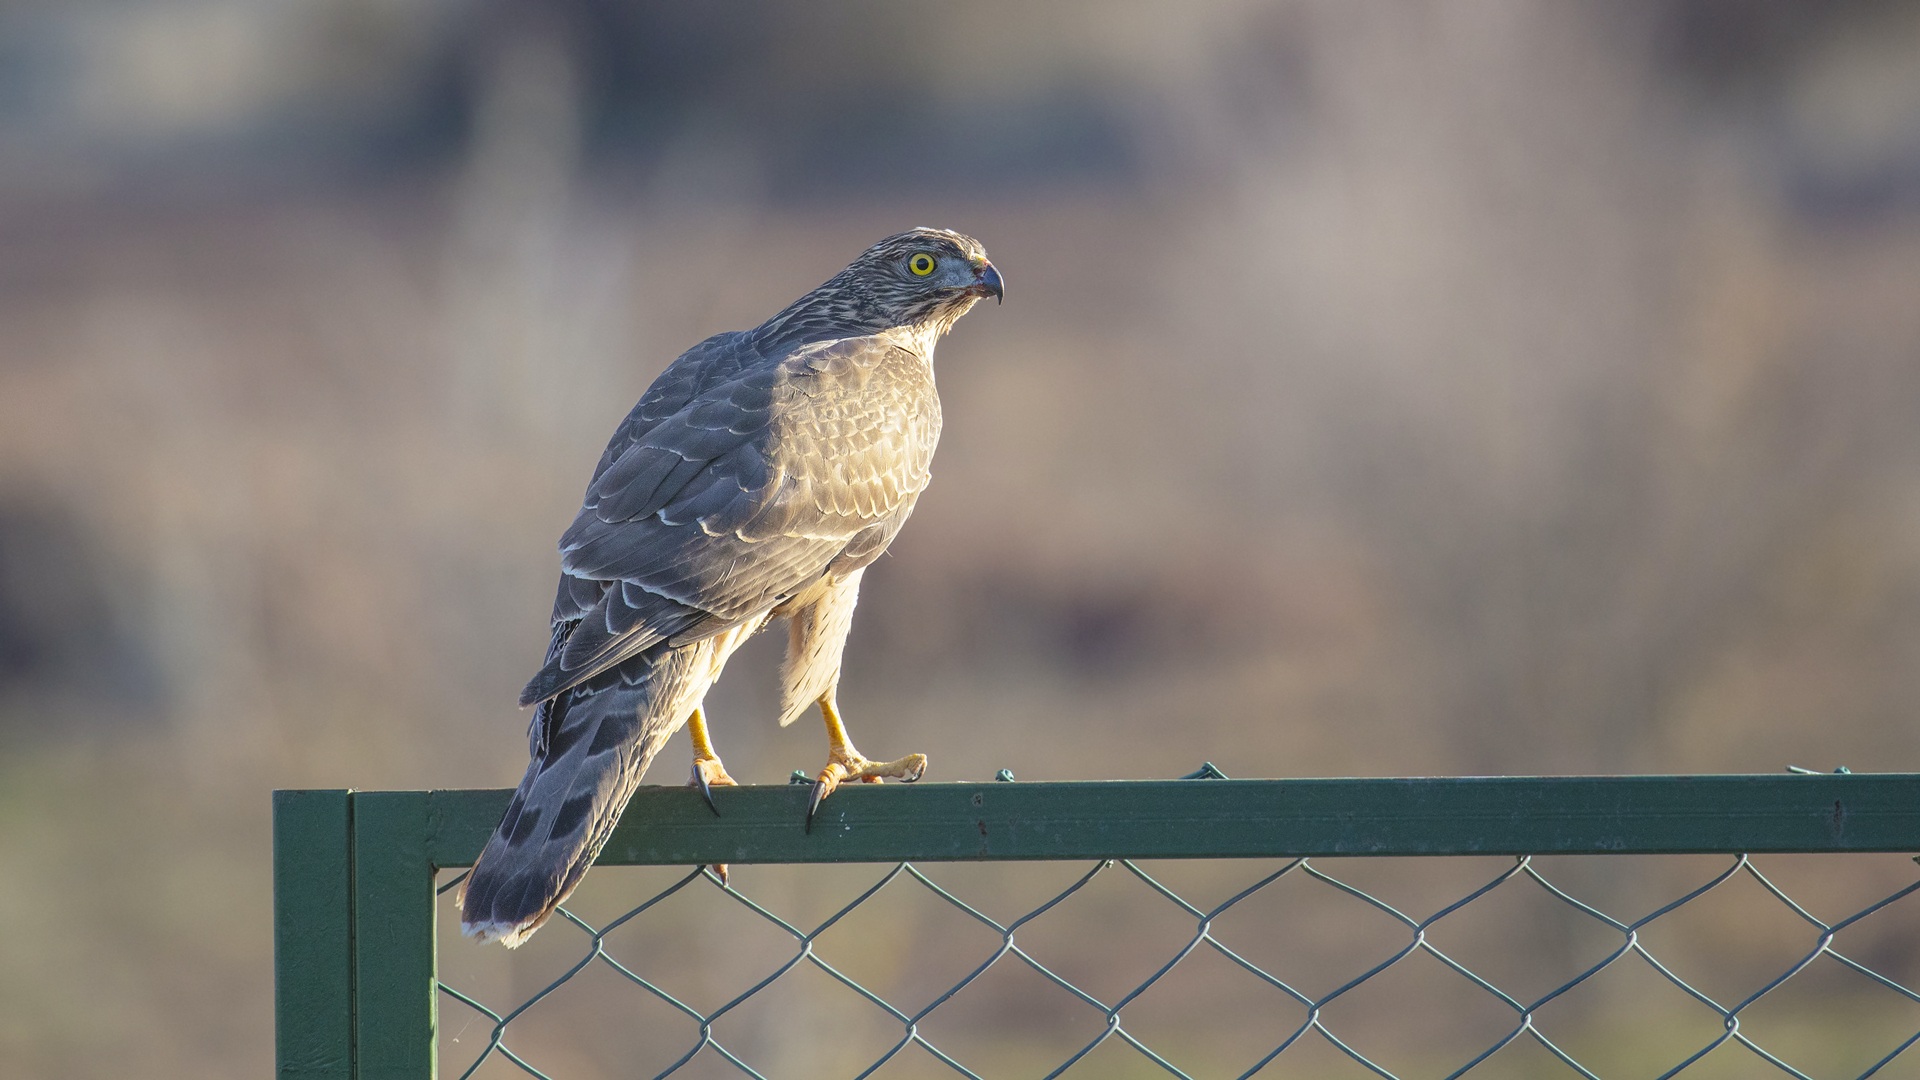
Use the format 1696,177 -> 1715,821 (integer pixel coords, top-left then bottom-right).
523,336 -> 937,708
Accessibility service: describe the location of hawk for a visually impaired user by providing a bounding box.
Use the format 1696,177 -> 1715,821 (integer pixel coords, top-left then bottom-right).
461,228 -> 1003,946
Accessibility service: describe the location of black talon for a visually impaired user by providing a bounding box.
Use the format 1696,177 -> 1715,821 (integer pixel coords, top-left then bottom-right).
805,778 -> 828,833
695,767 -> 721,816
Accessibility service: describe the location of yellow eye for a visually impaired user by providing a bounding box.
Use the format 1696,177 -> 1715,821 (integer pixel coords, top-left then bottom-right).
908,253 -> 937,276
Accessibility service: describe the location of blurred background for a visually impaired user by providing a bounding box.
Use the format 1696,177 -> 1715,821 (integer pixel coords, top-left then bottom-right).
3,0 -> 1920,1075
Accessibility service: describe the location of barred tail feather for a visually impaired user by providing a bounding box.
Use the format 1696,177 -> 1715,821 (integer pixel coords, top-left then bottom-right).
460,640 -> 710,946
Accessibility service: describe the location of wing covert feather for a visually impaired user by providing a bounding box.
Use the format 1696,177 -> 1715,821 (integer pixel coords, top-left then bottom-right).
526,334 -> 941,703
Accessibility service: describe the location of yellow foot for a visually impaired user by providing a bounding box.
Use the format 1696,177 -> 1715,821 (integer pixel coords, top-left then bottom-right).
689,755 -> 738,814
688,756 -> 737,883
806,745 -> 928,830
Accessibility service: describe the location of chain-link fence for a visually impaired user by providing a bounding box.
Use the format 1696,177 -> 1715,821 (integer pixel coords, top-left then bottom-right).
431,852 -> 1920,1080
272,775 -> 1920,1080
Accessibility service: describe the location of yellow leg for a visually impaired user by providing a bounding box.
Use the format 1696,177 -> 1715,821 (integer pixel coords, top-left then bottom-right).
807,694 -> 927,829
688,707 -> 729,773
685,707 -> 736,883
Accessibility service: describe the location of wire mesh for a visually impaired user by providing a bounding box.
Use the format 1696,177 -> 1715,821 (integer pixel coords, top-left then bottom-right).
433,851 -> 1920,1080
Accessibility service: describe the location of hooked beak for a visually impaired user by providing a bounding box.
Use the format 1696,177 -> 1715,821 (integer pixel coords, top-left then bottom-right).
970,262 -> 1004,304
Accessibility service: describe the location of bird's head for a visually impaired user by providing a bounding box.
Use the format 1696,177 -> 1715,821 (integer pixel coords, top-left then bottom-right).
859,227 -> 1003,317
762,227 -> 1002,349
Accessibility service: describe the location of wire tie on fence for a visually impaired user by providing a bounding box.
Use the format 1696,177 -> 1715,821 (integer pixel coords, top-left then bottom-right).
1787,765 -> 1856,774
790,770 -> 812,785
1181,762 -> 1229,780
995,769 -> 1016,782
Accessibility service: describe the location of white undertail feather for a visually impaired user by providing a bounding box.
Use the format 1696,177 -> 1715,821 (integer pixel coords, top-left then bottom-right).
459,907 -> 540,949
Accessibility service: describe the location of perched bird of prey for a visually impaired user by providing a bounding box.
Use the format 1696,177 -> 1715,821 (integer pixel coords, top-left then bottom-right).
461,228 -> 1003,946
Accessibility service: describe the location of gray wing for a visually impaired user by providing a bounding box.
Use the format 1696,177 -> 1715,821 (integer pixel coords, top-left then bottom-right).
581,331 -> 758,492
519,334 -> 940,706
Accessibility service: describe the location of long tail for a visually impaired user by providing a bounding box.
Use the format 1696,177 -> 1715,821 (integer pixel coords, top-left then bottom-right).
460,638 -> 710,947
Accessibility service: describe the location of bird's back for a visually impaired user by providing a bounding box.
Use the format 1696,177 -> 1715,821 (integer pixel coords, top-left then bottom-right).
579,330 -> 765,505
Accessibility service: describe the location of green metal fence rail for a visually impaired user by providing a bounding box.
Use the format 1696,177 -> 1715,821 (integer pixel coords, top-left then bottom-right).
273,774 -> 1920,1079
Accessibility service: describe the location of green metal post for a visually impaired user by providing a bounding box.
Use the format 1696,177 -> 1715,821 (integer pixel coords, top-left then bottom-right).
352,790 -> 438,1080
274,789 -> 354,1079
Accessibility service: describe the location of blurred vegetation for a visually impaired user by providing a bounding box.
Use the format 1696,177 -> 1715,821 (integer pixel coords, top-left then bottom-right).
2,1 -> 1920,1076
